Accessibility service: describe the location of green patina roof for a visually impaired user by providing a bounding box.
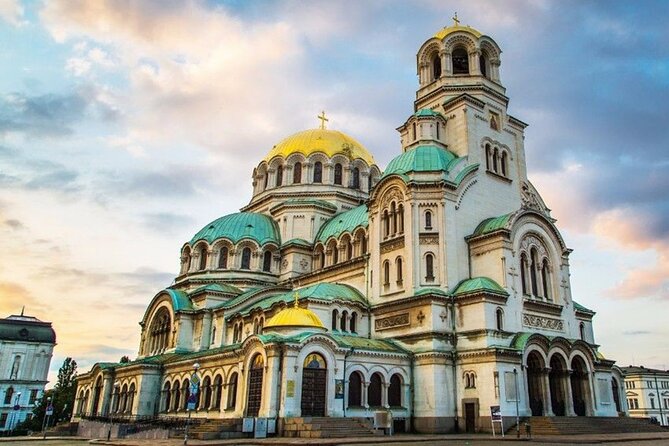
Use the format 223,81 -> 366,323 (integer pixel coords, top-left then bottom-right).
189,283 -> 242,296
510,332 -> 591,352
230,283 -> 368,318
165,289 -> 193,311
452,277 -> 508,296
217,287 -> 268,310
189,212 -> 280,246
414,287 -> 449,297
472,212 -> 514,237
316,205 -> 368,243
573,301 -> 596,314
383,145 -> 458,178
414,108 -> 445,118
257,331 -> 406,354
270,199 -> 337,213
282,238 -> 313,248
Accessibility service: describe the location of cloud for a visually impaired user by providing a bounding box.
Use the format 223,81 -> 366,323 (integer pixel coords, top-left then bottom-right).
622,330 -> 652,336
0,0 -> 24,26
3,218 -> 23,230
0,281 -> 50,315
142,212 -> 195,233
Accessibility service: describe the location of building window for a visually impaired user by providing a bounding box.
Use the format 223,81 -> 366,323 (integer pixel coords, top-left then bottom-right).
368,373 -> 383,407
227,372 -> 238,409
218,247 -> 228,269
313,161 -> 323,183
496,308 -> 504,331
650,397 -> 655,409
398,204 -> 404,233
29,389 -> 38,405
579,322 -> 586,341
425,210 -> 432,230
198,246 -> 208,270
332,309 -> 338,331
383,261 -> 390,286
412,122 -> 417,140
396,257 -> 403,284
541,259 -> 550,299
262,251 -> 272,272
293,162 -> 302,184
465,372 -> 476,389
352,167 -> 360,189
4,387 -> 14,404
0,414 -> 7,428
276,165 -> 283,186
388,374 -> 402,407
452,47 -> 469,74
334,163 -> 343,185
432,53 -> 441,80
425,253 -> 435,282
480,53 -> 488,78
383,210 -> 390,238
520,253 -> 528,295
340,310 -> 348,331
350,312 -> 357,333
501,151 -> 508,176
530,248 -> 539,296
241,248 -> 251,270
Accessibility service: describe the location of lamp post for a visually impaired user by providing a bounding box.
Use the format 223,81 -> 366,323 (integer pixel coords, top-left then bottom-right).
184,362 -> 200,446
108,382 -> 120,441
342,348 -> 354,417
42,396 -> 52,439
653,373 -> 664,426
513,368 -> 520,439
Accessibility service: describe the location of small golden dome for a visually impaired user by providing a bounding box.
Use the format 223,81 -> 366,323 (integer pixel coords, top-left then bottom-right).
263,128 -> 375,166
433,24 -> 482,40
265,306 -> 325,329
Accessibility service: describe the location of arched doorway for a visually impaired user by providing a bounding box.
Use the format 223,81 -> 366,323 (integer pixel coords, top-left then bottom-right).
368,373 -> 383,407
570,356 -> 589,416
301,353 -> 327,416
612,377 -> 621,413
246,354 -> 264,417
526,351 -> 545,416
549,355 -> 567,416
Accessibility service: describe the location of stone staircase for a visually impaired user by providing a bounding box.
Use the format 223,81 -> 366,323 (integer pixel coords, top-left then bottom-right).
528,416 -> 667,435
182,418 -> 244,440
283,417 -> 379,438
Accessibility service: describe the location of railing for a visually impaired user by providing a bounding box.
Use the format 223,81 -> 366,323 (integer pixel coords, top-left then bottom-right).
78,413 -> 204,432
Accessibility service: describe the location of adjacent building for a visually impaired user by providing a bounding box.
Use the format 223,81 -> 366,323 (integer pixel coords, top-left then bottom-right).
0,312 -> 56,432
622,366 -> 669,426
74,20 -> 625,434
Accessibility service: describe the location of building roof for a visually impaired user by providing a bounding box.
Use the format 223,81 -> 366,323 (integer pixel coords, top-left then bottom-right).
164,289 -> 193,311
382,145 -> 459,178
620,366 -> 669,376
414,108 -> 445,118
189,212 -> 281,246
263,128 -> 375,165
265,305 -> 325,330
189,283 -> 242,296
472,212 -> 514,236
573,301 -> 596,314
315,204 -> 368,243
433,24 -> 483,40
452,277 -> 508,296
0,314 -> 56,344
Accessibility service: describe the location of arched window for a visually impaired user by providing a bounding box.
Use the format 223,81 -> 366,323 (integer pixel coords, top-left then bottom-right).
520,253 -> 528,295
162,382 -> 171,413
425,253 -> 435,281
368,373 -> 383,407
201,376 -> 212,410
276,165 -> 283,186
148,307 -> 171,355
479,53 -> 487,78
227,372 -> 238,409
181,247 -> 191,275
350,312 -> 357,333
320,250 -> 325,269
465,372 -> 476,389
332,309 -> 338,331
396,257 -> 403,283
412,122 -> 417,140
173,380 -> 181,412
496,308 -> 504,331
218,247 -> 228,269
389,374 -> 402,407
383,261 -> 390,285
361,235 -> 367,254
4,387 -> 13,405
348,371 -> 362,407
334,163 -> 343,185
501,152 -> 508,176
346,239 -> 353,260
128,383 -> 136,413
530,248 -> 539,296
425,210 -> 432,230
182,379 -> 190,411
198,246 -> 208,270
293,162 -> 302,184
580,322 -> 586,341
368,173 -> 373,191
452,47 -> 469,74
485,144 -> 491,171
383,210 -> 390,238
340,310 -> 348,331
313,161 -> 323,183
352,167 -> 360,189
262,250 -> 272,272
241,247 -> 251,270
332,244 -> 339,264
398,204 -> 404,233
263,171 -> 268,190
213,375 -> 223,409
120,384 -> 128,412
432,53 -> 441,80
541,259 -> 550,299
436,122 -> 440,140
391,202 -> 397,235
493,148 -> 499,173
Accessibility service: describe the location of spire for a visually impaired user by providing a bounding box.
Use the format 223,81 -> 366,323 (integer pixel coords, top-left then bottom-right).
20,306 -> 24,316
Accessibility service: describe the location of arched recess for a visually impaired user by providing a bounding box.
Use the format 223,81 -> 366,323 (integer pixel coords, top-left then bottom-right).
348,370 -> 363,407
368,372 -> 384,407
548,353 -> 568,416
245,353 -> 264,416
147,306 -> 172,355
301,352 -> 327,416
570,355 -> 591,416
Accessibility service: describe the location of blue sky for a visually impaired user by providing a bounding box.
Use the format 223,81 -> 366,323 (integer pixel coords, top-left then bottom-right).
1,0 -> 668,383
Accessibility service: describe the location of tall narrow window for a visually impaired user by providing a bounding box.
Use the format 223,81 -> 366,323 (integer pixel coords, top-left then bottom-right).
383,210 -> 390,238
227,372 -> 238,409
391,202 -> 397,235
501,152 -> 508,176
334,163 -> 343,185
361,235 -> 367,254
521,253 -> 528,295
396,257 -> 403,283
479,53 -> 487,78
541,259 -> 550,299
452,47 -> 469,74
332,245 -> 339,264
432,54 -> 441,80
352,167 -> 360,189
276,165 -> 283,186
493,148 -> 499,173
425,254 -> 434,281
218,247 -> 228,269
579,322 -> 586,341
496,308 -> 504,331
340,310 -> 348,331
241,247 -> 251,270
198,247 -> 207,270
436,122 -> 440,140
485,144 -> 491,171
346,240 -> 353,260
350,312 -> 357,333
389,374 -> 402,407
332,309 -> 338,331
530,248 -> 538,296
383,261 -> 390,285
425,210 -> 432,230
263,172 -> 268,190
262,251 -> 272,272
412,122 -> 417,140
314,162 -> 323,183
398,204 -> 404,233
293,162 -> 302,183
348,372 -> 362,407
4,387 -> 13,404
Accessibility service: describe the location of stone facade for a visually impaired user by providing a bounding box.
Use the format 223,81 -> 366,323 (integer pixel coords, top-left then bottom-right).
73,21 -> 623,435
622,366 -> 669,426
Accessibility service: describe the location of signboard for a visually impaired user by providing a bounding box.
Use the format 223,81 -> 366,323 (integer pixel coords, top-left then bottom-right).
254,417 -> 268,439
45,404 -> 53,416
242,417 -> 254,433
267,418 -> 276,434
187,393 -> 197,411
286,380 -> 295,398
490,405 -> 502,421
504,372 -> 518,402
335,379 -> 344,399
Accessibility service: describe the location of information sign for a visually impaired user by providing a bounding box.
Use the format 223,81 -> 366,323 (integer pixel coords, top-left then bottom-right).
490,405 -> 504,437
335,379 -> 344,399
254,417 -> 268,438
187,393 -> 197,411
242,417 -> 254,433
267,418 -> 276,434
45,404 -> 53,416
286,380 -> 295,397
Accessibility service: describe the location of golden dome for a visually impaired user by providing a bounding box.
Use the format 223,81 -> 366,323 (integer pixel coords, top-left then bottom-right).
263,128 -> 375,166
433,24 -> 482,40
265,306 -> 325,329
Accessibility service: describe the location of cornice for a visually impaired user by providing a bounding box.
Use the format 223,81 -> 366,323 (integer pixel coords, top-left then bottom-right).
523,299 -> 564,316
372,295 -> 450,313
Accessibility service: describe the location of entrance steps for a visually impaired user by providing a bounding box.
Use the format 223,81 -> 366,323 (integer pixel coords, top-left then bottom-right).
528,416 -> 667,435
174,418 -> 243,440
283,417 -> 380,438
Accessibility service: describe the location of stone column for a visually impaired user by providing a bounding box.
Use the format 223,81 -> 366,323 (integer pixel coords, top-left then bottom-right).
382,383 -> 390,409
439,49 -> 447,78
542,369 -> 554,416
471,50 -> 481,76
362,381 -> 369,408
565,370 -> 576,416
445,51 -> 453,75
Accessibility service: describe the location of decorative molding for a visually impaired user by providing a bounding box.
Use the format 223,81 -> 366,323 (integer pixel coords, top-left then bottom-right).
380,236 -> 405,253
455,179 -> 477,210
522,313 -> 564,331
375,313 -> 410,331
523,299 -> 563,316
419,233 -> 439,245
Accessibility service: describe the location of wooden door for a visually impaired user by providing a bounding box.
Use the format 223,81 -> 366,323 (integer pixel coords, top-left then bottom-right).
301,368 -> 327,416
465,403 -> 476,433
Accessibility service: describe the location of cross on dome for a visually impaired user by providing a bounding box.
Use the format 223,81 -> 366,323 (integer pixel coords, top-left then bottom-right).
317,110 -> 329,130
452,12 -> 460,27
294,291 -> 300,307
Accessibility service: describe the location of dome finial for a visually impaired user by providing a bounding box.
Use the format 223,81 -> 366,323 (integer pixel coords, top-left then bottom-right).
317,110 -> 329,130
294,290 -> 300,307
452,12 -> 460,27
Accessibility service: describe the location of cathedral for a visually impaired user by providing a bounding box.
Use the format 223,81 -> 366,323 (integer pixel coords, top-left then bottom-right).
73,20 -> 626,435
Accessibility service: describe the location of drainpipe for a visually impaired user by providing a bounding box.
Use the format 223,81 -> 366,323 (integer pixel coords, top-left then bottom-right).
275,344 -> 284,421
366,254 -> 372,339
343,348 -> 355,417
450,294 -> 459,432
409,353 -> 415,433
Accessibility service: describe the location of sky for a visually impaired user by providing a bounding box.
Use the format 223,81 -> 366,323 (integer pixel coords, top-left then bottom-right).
0,0 -> 668,385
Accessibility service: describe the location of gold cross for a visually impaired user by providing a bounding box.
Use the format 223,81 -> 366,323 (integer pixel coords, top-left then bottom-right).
452,12 -> 460,27
294,291 -> 300,307
317,110 -> 329,130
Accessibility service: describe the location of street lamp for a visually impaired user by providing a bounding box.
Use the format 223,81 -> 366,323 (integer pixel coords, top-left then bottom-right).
42,396 -> 52,439
184,362 -> 200,446
108,382 -> 120,441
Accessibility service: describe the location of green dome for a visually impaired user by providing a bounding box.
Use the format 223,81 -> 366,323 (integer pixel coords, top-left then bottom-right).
383,145 -> 458,178
315,205 -> 368,244
189,212 -> 281,246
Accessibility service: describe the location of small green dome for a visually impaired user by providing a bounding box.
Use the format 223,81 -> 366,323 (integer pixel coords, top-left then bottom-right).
383,145 -> 458,178
189,212 -> 281,246
315,205 -> 368,244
